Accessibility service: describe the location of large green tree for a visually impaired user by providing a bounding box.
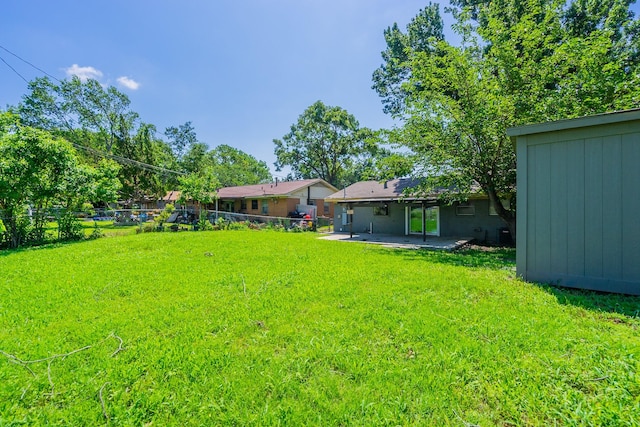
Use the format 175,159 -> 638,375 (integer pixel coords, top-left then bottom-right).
17,77 -> 176,201
209,144 -> 272,187
177,168 -> 219,219
0,115 -> 79,247
273,101 -> 377,187
373,0 -> 640,238
179,143 -> 271,187
165,121 -> 198,161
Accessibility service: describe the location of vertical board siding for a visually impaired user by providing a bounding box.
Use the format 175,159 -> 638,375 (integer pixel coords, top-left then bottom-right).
550,142 -> 568,275
526,145 -> 537,273
533,144 -> 551,275
514,113 -> 640,294
584,137 -> 604,278
601,135 -> 623,280
566,139 -> 586,277
622,133 -> 640,281
516,136 -> 529,278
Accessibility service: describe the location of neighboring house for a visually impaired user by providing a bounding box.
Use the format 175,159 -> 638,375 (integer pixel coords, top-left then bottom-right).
158,190 -> 182,210
508,108 -> 640,295
216,179 -> 338,218
325,178 -> 508,244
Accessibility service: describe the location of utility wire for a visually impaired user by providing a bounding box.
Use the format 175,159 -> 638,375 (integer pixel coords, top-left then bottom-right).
71,142 -> 184,176
0,44 -> 61,82
0,44 -> 185,177
0,54 -> 29,83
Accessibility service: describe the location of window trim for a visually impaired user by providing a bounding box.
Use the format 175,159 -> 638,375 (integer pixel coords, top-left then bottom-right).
455,202 -> 475,216
373,205 -> 389,216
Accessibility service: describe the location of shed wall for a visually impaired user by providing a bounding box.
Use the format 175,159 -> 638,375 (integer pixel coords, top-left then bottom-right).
516,120 -> 640,294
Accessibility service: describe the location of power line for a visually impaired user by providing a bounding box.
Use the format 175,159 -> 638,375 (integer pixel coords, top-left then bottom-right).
0,44 -> 61,82
0,44 -> 186,177
0,54 -> 28,84
71,142 -> 185,176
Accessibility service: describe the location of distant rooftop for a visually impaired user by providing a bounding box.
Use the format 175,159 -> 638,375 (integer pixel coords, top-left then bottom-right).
325,178 -> 428,202
217,178 -> 337,199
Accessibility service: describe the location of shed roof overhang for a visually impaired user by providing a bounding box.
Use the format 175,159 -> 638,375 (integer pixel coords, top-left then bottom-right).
507,108 -> 640,139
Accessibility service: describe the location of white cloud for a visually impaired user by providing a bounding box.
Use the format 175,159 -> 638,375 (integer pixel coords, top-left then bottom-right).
117,76 -> 140,90
65,64 -> 103,82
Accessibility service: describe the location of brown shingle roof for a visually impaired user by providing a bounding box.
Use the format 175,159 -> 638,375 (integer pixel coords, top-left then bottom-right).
326,178 -> 485,203
325,178 -> 426,202
162,190 -> 181,202
217,179 -> 337,199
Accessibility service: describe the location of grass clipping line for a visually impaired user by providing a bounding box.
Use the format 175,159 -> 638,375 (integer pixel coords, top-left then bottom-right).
0,332 -> 125,407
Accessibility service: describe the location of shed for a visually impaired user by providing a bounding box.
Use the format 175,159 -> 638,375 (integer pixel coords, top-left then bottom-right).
507,109 -> 640,295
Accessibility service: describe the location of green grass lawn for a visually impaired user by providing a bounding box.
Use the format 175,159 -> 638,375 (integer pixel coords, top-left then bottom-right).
1,231 -> 638,425
43,220 -> 141,239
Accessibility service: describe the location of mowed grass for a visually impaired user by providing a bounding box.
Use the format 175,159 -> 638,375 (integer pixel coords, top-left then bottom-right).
0,231 -> 639,426
43,220 -> 140,239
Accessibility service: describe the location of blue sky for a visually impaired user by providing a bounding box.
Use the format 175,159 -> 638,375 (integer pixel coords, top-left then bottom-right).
0,1 -> 458,177
2,1 -> 639,177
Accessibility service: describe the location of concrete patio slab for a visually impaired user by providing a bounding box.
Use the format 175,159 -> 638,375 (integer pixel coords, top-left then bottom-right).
318,233 -> 473,251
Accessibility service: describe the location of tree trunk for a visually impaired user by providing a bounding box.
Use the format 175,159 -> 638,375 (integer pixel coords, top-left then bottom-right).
485,186 -> 516,244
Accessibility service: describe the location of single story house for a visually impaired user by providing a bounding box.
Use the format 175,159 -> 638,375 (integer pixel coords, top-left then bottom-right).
508,108 -> 640,295
216,178 -> 338,219
155,179 -> 338,219
325,178 -> 509,244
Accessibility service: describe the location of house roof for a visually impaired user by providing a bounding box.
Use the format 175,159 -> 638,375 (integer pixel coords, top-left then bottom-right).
217,178 -> 338,199
162,190 -> 181,202
325,178 -> 486,203
325,178 -> 430,203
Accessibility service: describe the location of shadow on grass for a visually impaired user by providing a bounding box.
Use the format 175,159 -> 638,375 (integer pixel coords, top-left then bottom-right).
0,238 -> 97,257
380,245 -> 639,319
538,284 -> 640,319
379,245 -> 516,270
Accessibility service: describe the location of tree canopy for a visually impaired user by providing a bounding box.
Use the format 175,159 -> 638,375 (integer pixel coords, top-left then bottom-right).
373,0 -> 640,238
274,101 -> 382,187
0,112 -> 120,247
17,77 -> 178,201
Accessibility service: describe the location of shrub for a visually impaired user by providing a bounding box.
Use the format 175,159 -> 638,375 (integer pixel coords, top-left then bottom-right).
196,213 -> 213,231
58,212 -> 84,241
228,221 -> 249,231
88,221 -> 103,240
0,219 -> 6,247
155,203 -> 175,226
143,223 -> 157,233
213,216 -> 228,230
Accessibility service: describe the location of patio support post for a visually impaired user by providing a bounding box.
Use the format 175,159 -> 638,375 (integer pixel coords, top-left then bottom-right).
422,201 -> 426,242
349,203 -> 353,238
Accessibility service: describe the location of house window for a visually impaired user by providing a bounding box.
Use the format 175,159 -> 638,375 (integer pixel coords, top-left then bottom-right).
373,205 -> 389,216
261,200 -> 268,215
489,198 -> 510,216
456,202 -> 475,216
324,202 -> 330,215
241,200 -> 247,210
251,200 -> 258,210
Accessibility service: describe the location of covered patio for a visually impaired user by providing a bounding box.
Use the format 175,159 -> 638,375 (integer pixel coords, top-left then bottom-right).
319,232 -> 473,251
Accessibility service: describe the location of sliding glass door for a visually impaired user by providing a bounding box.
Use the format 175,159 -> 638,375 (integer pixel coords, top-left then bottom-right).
407,205 -> 439,236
